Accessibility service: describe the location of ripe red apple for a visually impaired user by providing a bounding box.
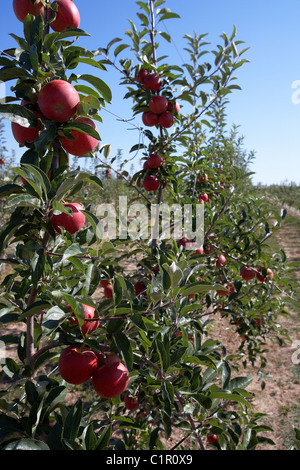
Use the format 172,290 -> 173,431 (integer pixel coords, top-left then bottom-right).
177,237 -> 189,248
50,202 -> 85,234
124,392 -> 139,410
134,280 -> 147,297
59,117 -> 99,156
142,175 -> 160,192
0,158 -> 5,165
11,110 -> 44,146
218,254 -> 226,266
158,111 -> 174,128
104,284 -> 113,299
167,100 -> 180,114
198,173 -> 208,183
207,434 -> 218,444
37,79 -> 80,122
192,247 -> 204,256
146,153 -> 163,169
240,266 -> 256,281
142,111 -> 159,127
149,95 -> 168,114
92,357 -> 129,398
143,160 -> 151,170
135,68 -> 149,83
217,283 -> 234,297
256,267 -> 273,283
100,280 -> 110,288
68,304 -> 99,337
50,0 -> 80,32
200,193 -> 209,203
58,346 -> 98,385
13,0 -> 45,22
143,73 -> 161,92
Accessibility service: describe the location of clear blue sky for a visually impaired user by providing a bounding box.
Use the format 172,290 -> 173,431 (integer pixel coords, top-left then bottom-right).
0,0 -> 299,185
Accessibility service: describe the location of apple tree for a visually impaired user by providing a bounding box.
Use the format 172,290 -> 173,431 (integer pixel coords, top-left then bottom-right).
0,0 -> 291,451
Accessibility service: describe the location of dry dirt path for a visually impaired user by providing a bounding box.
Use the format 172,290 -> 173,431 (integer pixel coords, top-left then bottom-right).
212,206 -> 300,450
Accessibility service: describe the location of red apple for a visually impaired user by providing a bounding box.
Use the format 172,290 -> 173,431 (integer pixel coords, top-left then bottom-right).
50,202 -> 85,234
92,357 -> 129,398
192,247 -> 204,256
240,266 -> 256,281
143,73 -> 161,92
158,111 -> 174,128
200,193 -> 209,203
134,280 -> 147,297
256,267 -> 273,283
218,254 -> 226,266
37,79 -> 80,122
59,117 -> 99,156
217,283 -> 234,296
0,158 -> 5,165
198,173 -> 208,183
167,100 -> 180,114
207,434 -> 218,444
142,175 -> 160,192
58,346 -> 98,385
100,280 -> 110,288
149,95 -> 168,115
13,0 -> 45,22
142,111 -> 159,127
50,0 -> 80,32
11,110 -> 44,146
177,237 -> 189,248
68,304 -> 99,337
124,392 -> 139,410
135,68 -> 149,83
146,153 -> 163,169
104,284 -> 113,299
143,160 -> 151,170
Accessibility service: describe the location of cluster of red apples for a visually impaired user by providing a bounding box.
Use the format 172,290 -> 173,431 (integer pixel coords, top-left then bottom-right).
135,68 -> 181,193
12,0 -> 99,158
12,1 -> 101,236
58,303 -> 138,407
58,346 -> 137,407
136,68 -> 180,130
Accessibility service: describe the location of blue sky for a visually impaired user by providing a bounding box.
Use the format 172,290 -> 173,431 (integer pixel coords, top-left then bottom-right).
0,0 -> 299,185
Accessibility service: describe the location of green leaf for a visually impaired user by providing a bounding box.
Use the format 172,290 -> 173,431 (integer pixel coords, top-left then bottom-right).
0,66 -> 33,83
19,301 -> 52,320
0,183 -> 24,198
77,74 -> 112,103
94,424 -> 112,450
221,360 -> 231,389
0,104 -> 38,127
31,250 -> 45,287
209,391 -> 251,407
44,28 -> 91,49
84,263 -> 101,296
62,121 -> 101,141
42,306 -> 67,331
3,439 -> 50,450
114,44 -> 130,57
63,398 -> 83,441
113,331 -> 133,371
